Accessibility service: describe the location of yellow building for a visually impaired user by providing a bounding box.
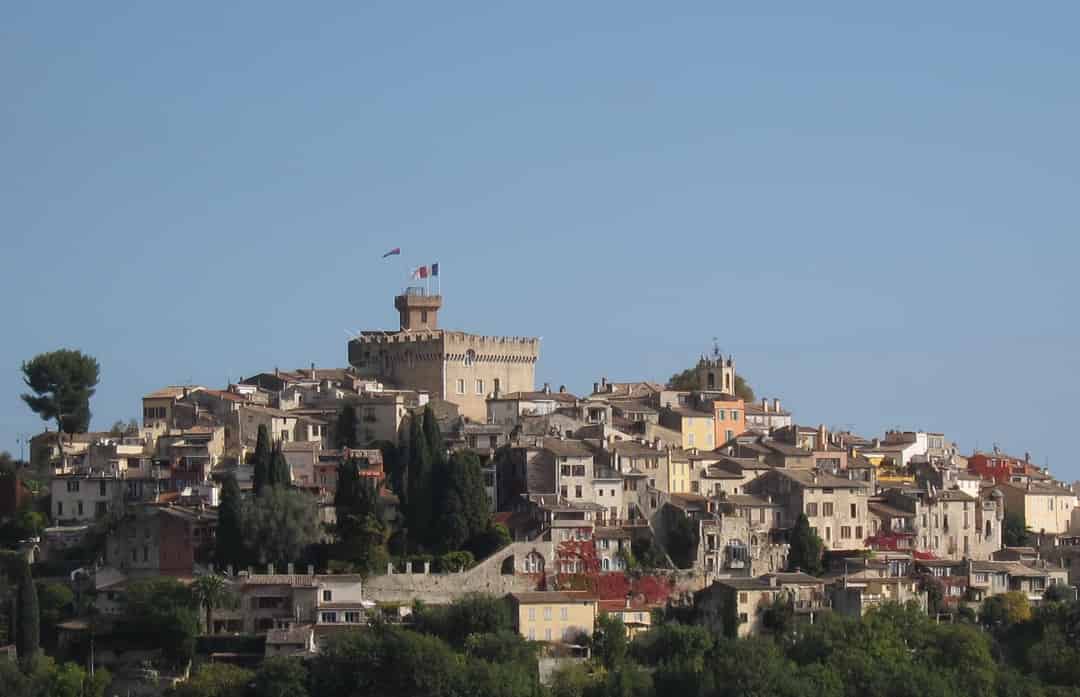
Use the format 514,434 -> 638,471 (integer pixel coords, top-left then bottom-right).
659,406 -> 715,451
509,592 -> 597,643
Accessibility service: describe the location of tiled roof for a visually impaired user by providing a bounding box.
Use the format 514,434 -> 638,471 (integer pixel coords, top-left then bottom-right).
542,438 -> 595,458
510,592 -> 596,604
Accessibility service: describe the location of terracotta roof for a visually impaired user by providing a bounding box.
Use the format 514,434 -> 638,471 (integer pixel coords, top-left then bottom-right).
492,391 -> 578,403
510,592 -> 596,604
541,438 -> 595,458
145,386 -> 200,400
772,468 -> 868,489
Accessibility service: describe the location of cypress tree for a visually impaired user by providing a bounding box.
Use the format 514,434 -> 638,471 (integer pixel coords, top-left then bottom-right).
421,405 -> 444,467
252,424 -> 272,496
335,404 -> 359,449
14,559 -> 39,661
268,444 -> 291,488
214,474 -> 246,570
787,513 -> 824,575
433,451 -> 490,552
405,414 -> 433,547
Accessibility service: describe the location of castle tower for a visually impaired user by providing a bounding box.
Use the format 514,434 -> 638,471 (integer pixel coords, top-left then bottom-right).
696,354 -> 735,393
394,289 -> 442,331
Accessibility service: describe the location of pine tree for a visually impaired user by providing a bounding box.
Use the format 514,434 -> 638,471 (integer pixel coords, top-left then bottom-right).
335,404 -> 359,449
787,513 -> 824,575
14,559 -> 39,661
214,474 -> 246,571
252,425 -> 272,496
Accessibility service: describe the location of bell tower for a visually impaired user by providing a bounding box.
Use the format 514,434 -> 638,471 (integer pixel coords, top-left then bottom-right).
394,288 -> 442,331
696,350 -> 735,393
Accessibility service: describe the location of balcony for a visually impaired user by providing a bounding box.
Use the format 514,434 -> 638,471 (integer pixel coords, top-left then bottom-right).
792,597 -> 831,613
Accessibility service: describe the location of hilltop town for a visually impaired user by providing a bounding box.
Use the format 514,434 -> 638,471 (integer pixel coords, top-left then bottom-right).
2,287 -> 1079,695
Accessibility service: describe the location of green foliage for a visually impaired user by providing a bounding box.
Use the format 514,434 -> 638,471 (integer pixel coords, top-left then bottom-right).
411,593 -> 513,648
593,614 -> 628,670
1004,512 -> 1031,548
267,443 -> 291,488
255,656 -> 309,697
404,412 -> 434,547
0,654 -> 111,697
20,349 -> 100,436
36,581 -> 73,649
439,550 -> 474,572
334,403 -> 359,449
661,505 -> 699,569
14,559 -> 39,661
168,662 -> 253,697
191,574 -> 230,634
787,513 -> 824,575
464,629 -> 538,665
467,522 -> 512,560
243,486 -> 320,564
433,450 -> 491,553
213,473 -> 246,571
982,592 -> 1033,629
1043,583 -> 1073,603
120,577 -> 200,666
631,537 -> 668,570
251,424 -> 272,496
762,594 -> 795,637
334,459 -> 388,576
917,573 -> 946,615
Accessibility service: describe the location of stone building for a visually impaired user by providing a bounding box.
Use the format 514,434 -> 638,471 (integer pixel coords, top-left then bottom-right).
745,469 -> 871,552
348,289 -> 539,422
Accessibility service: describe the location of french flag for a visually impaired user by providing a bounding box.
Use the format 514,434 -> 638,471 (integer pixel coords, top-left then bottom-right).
382,247 -> 401,258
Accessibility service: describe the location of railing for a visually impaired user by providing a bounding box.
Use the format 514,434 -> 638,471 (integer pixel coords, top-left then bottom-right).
595,518 -> 649,528
793,598 -> 831,613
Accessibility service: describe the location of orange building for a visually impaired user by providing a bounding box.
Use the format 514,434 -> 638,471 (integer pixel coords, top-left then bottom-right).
712,396 -> 745,446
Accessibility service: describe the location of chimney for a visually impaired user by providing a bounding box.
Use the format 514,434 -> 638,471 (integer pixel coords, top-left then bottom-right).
1024,451 -> 1030,463
593,382 -> 600,394
601,377 -> 607,389
872,438 -> 880,448
773,398 -> 781,413
559,385 -> 566,393
818,424 -> 827,452
543,383 -> 551,394
761,398 -> 769,413
625,594 -> 632,609
310,362 -> 316,378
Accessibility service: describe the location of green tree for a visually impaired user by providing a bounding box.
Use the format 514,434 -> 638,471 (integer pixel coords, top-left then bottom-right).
411,593 -> 513,648
243,486 -> 320,564
1003,512 -> 1031,548
593,614 -> 628,669
36,582 -> 73,650
14,559 -> 39,661
20,350 -> 100,456
334,463 -> 388,576
121,577 -> 200,667
467,522 -> 512,560
169,662 -> 253,697
267,443 -> 291,488
787,513 -> 824,575
661,505 -> 699,569
433,450 -> 490,553
405,413 -> 434,548
334,404 -> 359,449
251,424 -> 272,496
213,474 -> 246,571
981,592 -> 1032,629
191,574 -> 230,634
255,656 -> 309,697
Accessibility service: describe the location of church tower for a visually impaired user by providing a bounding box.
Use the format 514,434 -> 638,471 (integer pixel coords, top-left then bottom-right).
696,353 -> 735,393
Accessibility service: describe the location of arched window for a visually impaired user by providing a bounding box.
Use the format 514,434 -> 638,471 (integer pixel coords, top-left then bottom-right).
601,558 -> 610,571
464,350 -> 476,367
707,372 -> 716,389
724,373 -> 731,390
501,556 -> 515,575
524,551 -> 545,574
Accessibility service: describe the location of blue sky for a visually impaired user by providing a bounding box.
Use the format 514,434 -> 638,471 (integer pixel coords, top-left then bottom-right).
2,4 -> 1077,477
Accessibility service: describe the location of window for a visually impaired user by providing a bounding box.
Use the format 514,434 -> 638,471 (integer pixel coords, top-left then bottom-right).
825,526 -> 831,541
822,502 -> 834,517
544,607 -> 552,620
96,501 -> 107,516
561,465 -> 572,476
725,430 -> 734,442
855,526 -> 863,539
131,548 -> 137,562
475,379 -> 484,395
57,502 -> 63,516
688,433 -> 695,447
575,485 -> 582,498
841,526 -> 851,540
560,486 -> 568,498
493,378 -> 500,394
464,350 -> 476,367
850,503 -> 857,518
598,489 -> 604,497
77,501 -> 84,516
456,379 -> 465,395
420,310 -> 428,323
528,628 -> 535,640
739,592 -> 748,603
731,411 -> 739,421
99,481 -> 107,496
739,612 -> 748,623
806,503 -> 818,517
573,465 -> 585,476
321,612 -> 338,623
67,480 -> 80,493
142,546 -> 149,562
345,611 -> 362,623
323,590 -> 332,602
528,608 -> 536,621
545,628 -> 552,641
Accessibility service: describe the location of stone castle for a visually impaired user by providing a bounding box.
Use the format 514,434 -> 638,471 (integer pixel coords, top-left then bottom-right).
348,288 -> 539,421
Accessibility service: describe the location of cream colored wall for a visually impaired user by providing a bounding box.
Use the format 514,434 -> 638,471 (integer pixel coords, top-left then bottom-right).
801,487 -> 870,551
1024,493 -> 1076,535
681,416 -> 715,450
516,601 -> 597,642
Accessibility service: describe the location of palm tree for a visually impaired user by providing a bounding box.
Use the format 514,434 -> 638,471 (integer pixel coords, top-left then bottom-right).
191,574 -> 229,635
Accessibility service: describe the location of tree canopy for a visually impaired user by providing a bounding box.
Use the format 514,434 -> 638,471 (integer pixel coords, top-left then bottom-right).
787,513 -> 824,576
243,486 -> 320,565
20,349 -> 100,437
